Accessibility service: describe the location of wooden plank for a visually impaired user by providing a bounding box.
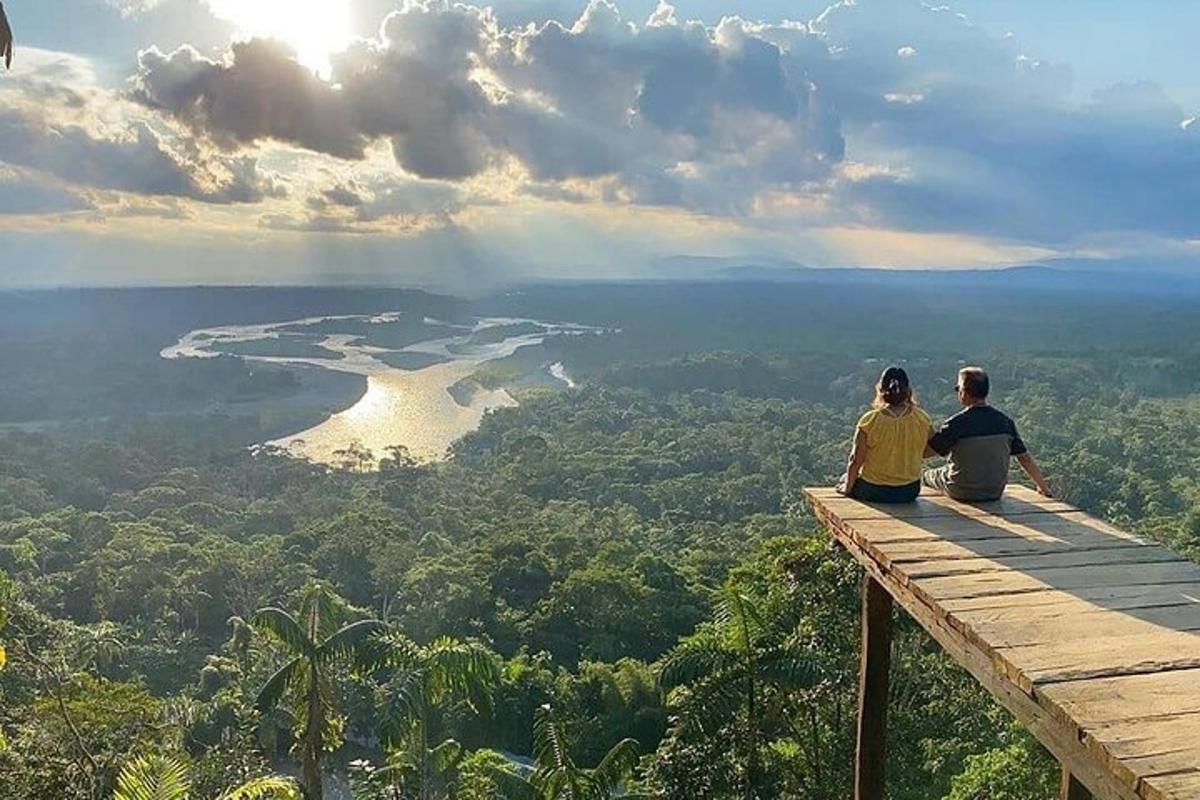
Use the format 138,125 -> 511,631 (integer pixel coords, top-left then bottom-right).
1080,711 -> 1200,795
897,546 -> 1181,581
856,576 -> 893,800
1141,771 -> 1200,800
881,533 -> 1149,564
1038,669 -> 1200,730
941,583 -> 1200,616
865,516 -> 1145,551
999,629 -> 1200,689
914,561 -> 1200,604
958,603 -> 1200,650
945,599 -> 1200,652
804,487 -> 1076,521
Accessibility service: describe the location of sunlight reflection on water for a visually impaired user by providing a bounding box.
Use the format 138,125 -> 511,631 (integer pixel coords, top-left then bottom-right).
162,314 -> 600,464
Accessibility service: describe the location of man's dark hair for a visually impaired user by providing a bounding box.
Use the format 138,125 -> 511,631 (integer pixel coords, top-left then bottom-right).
958,367 -> 990,399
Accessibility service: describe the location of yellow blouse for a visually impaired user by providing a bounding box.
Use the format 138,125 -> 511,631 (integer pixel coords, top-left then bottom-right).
856,405 -> 934,486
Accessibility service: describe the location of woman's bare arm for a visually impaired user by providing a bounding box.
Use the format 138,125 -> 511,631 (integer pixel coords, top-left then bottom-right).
839,428 -> 870,495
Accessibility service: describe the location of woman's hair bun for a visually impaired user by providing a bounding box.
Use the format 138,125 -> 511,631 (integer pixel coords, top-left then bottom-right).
878,366 -> 911,406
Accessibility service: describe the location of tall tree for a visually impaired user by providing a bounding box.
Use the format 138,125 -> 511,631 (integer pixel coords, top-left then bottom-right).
658,587 -> 823,800
491,704 -> 643,800
253,584 -> 384,800
367,633 -> 499,800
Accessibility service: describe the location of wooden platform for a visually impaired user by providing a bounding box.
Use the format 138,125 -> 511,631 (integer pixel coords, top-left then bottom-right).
805,484 -> 1200,800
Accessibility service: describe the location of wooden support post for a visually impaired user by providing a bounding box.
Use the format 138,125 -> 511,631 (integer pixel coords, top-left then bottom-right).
1061,767 -> 1092,800
855,575 -> 893,800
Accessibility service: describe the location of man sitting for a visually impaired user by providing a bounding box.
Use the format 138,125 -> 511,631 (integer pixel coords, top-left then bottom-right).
923,366 -> 1052,502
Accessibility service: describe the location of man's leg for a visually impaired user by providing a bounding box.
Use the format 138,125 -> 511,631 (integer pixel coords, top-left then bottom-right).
922,466 -> 951,495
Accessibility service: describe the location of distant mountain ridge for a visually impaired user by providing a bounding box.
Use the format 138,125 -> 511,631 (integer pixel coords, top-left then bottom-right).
648,254 -> 1200,294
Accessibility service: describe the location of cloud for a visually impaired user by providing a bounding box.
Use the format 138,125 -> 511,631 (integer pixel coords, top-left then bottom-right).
133,40 -> 368,159
283,175 -> 464,233
0,166 -> 93,216
751,0 -> 1200,243
0,48 -> 284,207
312,182 -> 367,209
15,0 -> 1200,258
105,0 -> 166,17
132,0 -> 844,212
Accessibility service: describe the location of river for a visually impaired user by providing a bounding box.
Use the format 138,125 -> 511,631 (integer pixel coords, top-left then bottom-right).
162,313 -> 600,464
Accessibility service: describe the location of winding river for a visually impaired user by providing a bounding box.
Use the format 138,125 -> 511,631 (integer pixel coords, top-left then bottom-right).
162,313 -> 599,464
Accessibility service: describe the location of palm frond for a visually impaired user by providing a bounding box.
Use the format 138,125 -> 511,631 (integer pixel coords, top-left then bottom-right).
316,619 -> 386,665
487,764 -> 539,800
376,668 -> 427,746
532,705 -> 573,777
590,737 -> 640,796
253,608 -> 314,658
255,656 -> 305,715
217,776 -> 302,800
428,737 -> 464,772
113,755 -> 192,800
755,647 -> 823,691
299,582 -> 352,644
425,637 -> 500,713
659,637 -> 736,690
721,590 -> 759,660
668,670 -> 745,736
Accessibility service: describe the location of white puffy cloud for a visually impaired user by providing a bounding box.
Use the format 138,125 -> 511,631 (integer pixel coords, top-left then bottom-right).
132,0 -> 844,213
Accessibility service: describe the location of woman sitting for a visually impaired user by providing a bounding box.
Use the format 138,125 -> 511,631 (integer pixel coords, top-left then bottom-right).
838,366 -> 932,503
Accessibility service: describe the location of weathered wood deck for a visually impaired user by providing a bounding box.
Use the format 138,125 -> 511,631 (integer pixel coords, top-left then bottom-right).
804,484 -> 1200,800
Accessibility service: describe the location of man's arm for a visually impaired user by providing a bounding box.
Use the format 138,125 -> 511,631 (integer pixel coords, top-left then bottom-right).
1016,452 -> 1053,497
927,418 -> 956,460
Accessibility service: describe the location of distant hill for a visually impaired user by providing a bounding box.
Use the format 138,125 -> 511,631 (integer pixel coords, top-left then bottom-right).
645,254 -> 1200,297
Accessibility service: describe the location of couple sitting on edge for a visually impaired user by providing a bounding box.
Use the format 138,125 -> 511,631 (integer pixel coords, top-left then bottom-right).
838,365 -> 1053,504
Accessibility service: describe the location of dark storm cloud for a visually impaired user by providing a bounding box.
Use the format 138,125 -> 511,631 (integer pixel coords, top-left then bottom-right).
133,40 -> 368,159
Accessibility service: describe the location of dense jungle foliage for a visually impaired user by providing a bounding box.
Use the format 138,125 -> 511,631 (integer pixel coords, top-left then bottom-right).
1,278 -> 1198,799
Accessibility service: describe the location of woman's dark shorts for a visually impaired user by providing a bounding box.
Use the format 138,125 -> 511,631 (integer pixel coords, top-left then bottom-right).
850,478 -> 921,503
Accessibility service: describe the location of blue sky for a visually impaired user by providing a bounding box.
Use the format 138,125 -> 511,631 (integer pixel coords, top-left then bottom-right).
1,0 -> 1198,288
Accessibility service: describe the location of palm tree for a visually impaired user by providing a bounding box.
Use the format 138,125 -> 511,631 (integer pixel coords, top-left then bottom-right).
369,633 -> 500,799
490,704 -> 643,800
659,587 -> 822,800
253,584 -> 384,800
113,754 -> 300,800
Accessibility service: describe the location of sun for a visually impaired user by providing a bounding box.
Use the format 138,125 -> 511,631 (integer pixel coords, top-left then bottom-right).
207,0 -> 353,77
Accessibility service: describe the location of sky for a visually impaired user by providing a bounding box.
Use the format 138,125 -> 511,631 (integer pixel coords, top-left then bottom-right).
1,0 -> 1199,289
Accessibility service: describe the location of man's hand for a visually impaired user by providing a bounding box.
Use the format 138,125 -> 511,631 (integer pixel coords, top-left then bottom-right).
1016,452 -> 1053,500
